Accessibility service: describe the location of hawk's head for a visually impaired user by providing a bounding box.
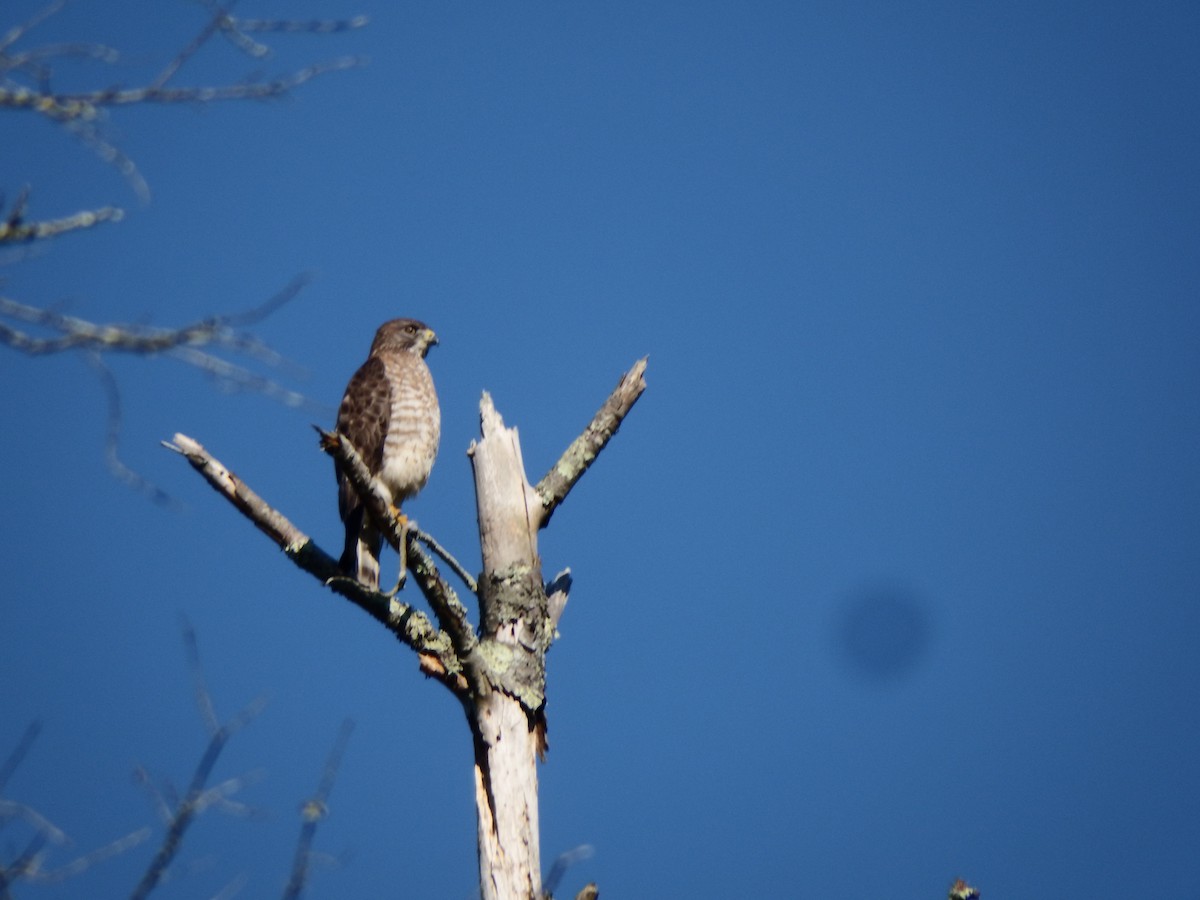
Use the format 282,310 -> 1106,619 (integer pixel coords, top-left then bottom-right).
370,318 -> 438,357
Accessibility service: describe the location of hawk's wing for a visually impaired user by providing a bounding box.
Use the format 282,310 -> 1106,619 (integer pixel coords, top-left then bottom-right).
334,355 -> 392,522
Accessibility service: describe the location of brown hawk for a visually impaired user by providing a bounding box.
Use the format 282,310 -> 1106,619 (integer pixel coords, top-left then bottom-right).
334,318 -> 440,591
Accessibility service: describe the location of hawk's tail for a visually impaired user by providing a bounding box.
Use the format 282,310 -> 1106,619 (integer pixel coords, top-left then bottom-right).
340,507 -> 382,591
354,532 -> 382,591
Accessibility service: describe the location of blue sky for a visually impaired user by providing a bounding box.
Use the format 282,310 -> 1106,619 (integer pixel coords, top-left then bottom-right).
2,1 -> 1199,897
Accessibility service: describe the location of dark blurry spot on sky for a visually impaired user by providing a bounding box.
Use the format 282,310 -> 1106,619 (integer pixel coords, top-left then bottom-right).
834,583 -> 933,682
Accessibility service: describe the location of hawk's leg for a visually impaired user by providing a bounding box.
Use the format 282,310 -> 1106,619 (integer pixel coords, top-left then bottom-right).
382,509 -> 410,597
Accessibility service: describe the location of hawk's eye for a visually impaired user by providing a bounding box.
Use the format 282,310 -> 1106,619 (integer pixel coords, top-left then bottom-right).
405,324 -> 417,333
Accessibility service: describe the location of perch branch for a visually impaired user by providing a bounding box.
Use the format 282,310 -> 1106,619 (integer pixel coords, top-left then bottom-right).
316,428 -> 486,693
534,357 -> 647,527
164,433 -> 467,693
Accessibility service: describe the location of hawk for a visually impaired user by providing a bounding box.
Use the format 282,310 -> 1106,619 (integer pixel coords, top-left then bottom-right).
334,318 -> 440,591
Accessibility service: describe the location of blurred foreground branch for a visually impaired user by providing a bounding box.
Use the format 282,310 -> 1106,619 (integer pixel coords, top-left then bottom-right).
129,625 -> 269,900
0,276 -> 322,505
2,2 -> 367,502
282,718 -> 355,900
0,723 -> 151,893
1,1 -> 368,204
0,187 -> 123,244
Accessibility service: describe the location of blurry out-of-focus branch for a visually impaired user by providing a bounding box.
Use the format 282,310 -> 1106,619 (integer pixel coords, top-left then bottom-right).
281,718 -> 355,900
543,845 -> 596,899
1,2 -> 367,502
0,275 -> 310,362
1,2 -> 368,204
0,187 -> 123,244
0,276 -> 324,505
128,627 -> 270,900
0,53 -> 365,118
15,828 -> 152,888
0,721 -> 41,795
0,722 -> 151,893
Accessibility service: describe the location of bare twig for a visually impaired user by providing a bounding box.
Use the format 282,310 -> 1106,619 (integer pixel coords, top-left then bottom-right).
192,770 -> 267,819
534,358 -> 648,527
0,799 -> 67,846
0,830 -> 48,897
0,56 -> 365,117
151,3 -> 235,90
233,15 -> 370,35
60,116 -> 151,201
0,1 -> 65,56
281,718 -> 354,900
0,198 -> 123,244
0,720 -> 42,793
412,525 -> 478,594
83,351 -> 179,508
2,39 -> 119,71
181,617 -> 220,734
543,844 -> 594,898
209,873 -> 249,900
131,765 -> 174,826
20,828 -> 152,884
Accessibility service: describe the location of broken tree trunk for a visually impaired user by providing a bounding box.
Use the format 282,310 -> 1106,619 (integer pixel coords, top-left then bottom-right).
468,394 -> 552,899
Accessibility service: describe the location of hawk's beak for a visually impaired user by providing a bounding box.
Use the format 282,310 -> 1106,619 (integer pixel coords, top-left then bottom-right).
424,328 -> 439,347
